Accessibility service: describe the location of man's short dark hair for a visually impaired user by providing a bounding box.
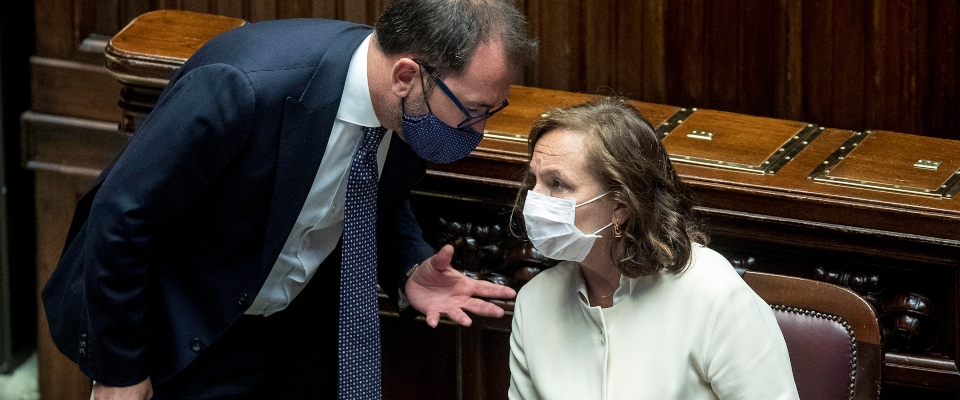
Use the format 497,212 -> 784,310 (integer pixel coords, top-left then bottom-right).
375,0 -> 538,77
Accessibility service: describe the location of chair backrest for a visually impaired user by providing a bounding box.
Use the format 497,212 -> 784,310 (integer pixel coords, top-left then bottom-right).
742,270 -> 882,400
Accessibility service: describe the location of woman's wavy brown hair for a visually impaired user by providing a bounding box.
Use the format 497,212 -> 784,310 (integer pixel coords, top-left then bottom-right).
511,96 -> 708,277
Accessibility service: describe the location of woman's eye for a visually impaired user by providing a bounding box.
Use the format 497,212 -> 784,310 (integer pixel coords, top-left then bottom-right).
550,179 -> 564,190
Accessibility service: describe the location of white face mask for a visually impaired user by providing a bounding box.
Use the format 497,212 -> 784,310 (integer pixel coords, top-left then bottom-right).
522,190 -> 613,262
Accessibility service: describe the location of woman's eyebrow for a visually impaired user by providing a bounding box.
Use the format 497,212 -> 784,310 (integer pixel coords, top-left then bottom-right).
539,169 -> 562,181
528,160 -> 563,180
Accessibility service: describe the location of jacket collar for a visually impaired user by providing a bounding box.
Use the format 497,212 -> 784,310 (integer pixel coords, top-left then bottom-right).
261,24 -> 375,271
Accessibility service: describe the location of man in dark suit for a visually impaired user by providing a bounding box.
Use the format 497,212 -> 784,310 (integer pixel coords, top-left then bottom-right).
40,0 -> 537,398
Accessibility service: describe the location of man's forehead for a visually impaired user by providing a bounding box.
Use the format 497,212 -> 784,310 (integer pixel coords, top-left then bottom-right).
454,41 -> 512,104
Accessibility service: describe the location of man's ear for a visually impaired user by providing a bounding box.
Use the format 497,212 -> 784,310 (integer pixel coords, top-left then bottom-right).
391,58 -> 421,98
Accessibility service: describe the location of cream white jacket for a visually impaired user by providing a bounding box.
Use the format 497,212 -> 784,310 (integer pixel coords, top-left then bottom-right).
508,245 -> 800,400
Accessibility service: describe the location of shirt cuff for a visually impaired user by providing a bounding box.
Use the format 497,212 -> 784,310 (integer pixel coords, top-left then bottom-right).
397,261 -> 422,311
397,288 -> 411,311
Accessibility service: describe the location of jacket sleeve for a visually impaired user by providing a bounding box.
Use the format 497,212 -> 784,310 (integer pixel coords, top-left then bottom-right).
701,283 -> 801,400
508,291 -> 539,400
79,63 -> 256,386
380,198 -> 435,312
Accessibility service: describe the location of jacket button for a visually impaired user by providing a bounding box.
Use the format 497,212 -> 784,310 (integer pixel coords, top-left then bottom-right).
78,333 -> 88,357
190,338 -> 204,352
238,293 -> 250,307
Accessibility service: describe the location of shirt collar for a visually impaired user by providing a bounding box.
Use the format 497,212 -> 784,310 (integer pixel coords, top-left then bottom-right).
336,33 -> 380,128
573,263 -> 639,307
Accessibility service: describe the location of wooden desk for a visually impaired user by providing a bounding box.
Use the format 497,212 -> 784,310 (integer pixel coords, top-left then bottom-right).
23,9 -> 960,400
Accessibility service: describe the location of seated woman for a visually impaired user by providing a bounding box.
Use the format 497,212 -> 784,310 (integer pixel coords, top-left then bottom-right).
508,97 -> 799,399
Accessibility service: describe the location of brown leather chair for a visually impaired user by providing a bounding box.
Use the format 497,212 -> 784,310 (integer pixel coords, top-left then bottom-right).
742,270 -> 883,400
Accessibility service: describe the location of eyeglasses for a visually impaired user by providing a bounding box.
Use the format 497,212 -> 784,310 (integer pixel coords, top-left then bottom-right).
414,60 -> 509,130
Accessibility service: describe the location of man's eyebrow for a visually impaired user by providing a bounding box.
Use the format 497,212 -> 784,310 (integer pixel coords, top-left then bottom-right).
466,100 -> 497,110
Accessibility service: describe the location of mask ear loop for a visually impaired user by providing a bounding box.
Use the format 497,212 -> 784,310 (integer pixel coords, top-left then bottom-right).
576,191 -> 616,237
400,63 -> 436,117
575,191 -> 611,208
416,62 -> 436,115
591,222 -> 613,236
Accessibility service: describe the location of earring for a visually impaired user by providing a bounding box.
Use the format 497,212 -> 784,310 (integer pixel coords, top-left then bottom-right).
613,218 -> 622,238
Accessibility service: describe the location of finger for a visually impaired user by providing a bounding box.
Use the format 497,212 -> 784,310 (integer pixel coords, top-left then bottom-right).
468,280 -> 517,299
427,244 -> 455,272
425,311 -> 440,328
460,297 -> 506,318
444,307 -> 473,327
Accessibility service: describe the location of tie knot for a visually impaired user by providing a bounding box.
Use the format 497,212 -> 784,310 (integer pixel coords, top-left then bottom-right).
360,126 -> 386,153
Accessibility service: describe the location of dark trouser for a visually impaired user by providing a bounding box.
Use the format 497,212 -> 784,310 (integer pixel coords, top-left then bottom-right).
154,245 -> 342,400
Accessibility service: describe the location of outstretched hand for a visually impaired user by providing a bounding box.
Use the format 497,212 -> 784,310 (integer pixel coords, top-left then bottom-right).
405,244 -> 516,328
92,377 -> 153,400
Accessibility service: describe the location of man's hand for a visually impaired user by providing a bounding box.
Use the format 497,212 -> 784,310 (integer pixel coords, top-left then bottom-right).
405,244 -> 517,328
92,377 -> 153,400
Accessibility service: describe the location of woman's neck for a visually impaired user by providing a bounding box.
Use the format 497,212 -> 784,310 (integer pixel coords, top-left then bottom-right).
579,250 -> 621,307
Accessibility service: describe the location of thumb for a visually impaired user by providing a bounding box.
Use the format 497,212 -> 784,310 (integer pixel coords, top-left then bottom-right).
428,244 -> 455,272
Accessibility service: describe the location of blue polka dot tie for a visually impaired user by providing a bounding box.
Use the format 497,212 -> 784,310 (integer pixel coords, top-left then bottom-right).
340,126 -> 386,399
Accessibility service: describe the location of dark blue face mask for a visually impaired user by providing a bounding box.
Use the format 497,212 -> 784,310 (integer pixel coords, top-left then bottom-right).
400,98 -> 484,164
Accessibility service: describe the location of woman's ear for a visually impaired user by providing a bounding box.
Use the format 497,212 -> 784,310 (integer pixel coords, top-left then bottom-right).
612,202 -> 629,227
391,58 -> 420,98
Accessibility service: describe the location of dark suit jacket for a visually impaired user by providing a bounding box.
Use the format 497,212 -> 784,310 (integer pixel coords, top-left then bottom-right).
41,18 -> 436,386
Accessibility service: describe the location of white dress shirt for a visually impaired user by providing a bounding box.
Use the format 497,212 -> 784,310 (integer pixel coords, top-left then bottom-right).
509,245 -> 800,400
246,34 -> 393,316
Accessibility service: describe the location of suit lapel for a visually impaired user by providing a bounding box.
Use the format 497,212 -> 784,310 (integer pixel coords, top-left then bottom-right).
261,25 -> 373,270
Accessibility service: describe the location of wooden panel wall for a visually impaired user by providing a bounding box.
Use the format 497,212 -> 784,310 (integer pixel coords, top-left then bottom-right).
33,0 -> 960,139
25,1 -> 960,399
526,0 -> 960,140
